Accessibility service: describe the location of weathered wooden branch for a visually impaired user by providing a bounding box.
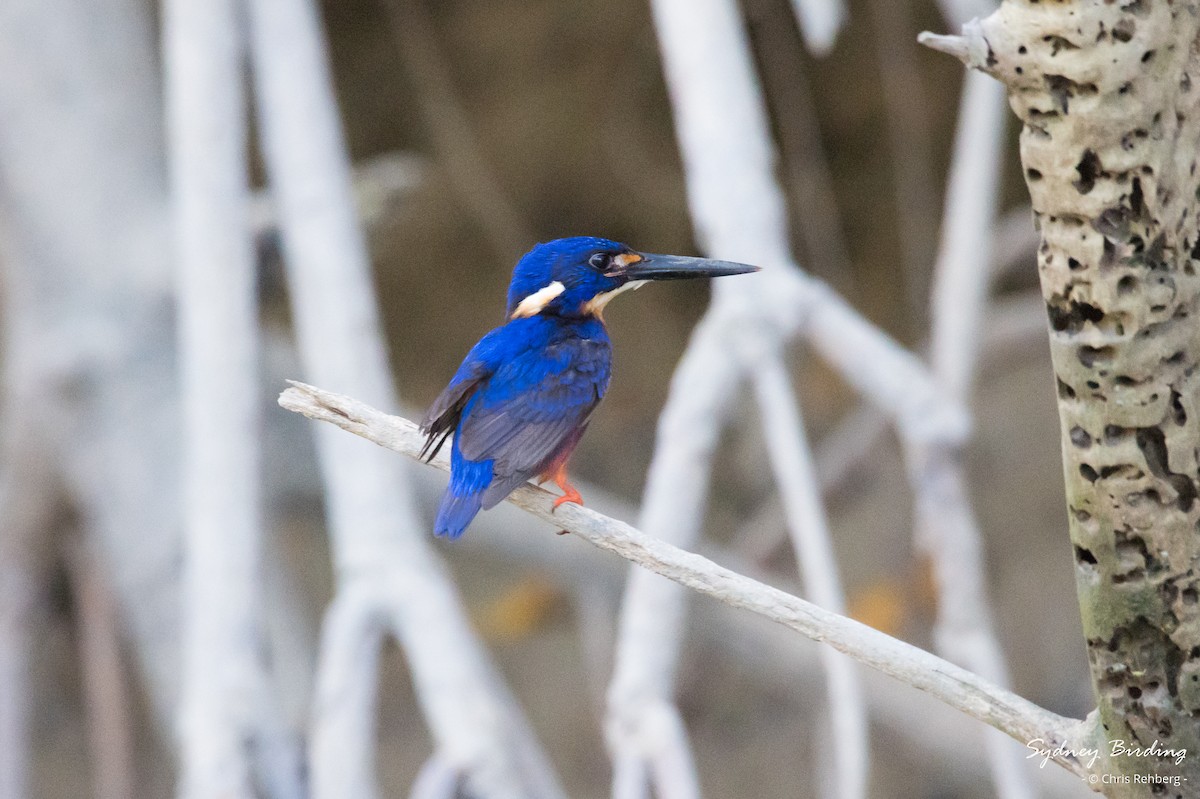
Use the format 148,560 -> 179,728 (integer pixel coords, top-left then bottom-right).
278,381 -> 1094,781
924,1 -> 1200,794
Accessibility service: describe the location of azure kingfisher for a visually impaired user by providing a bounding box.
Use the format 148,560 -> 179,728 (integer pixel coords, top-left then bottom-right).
420,236 -> 758,538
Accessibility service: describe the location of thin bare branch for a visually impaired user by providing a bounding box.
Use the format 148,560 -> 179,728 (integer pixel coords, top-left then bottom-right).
309,586 -> 386,799
922,56 -> 1035,799
929,72 -> 1007,402
390,443 -> 1084,797
752,354 -> 867,799
446,508 -> 1088,798
917,23 -> 990,70
278,381 -> 1093,780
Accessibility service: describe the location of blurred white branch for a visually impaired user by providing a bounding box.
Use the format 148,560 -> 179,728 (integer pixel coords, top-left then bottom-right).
622,2 -> 853,795
787,0 -> 847,56
277,381 -> 1091,781
929,72 -> 1007,402
410,755 -> 462,799
935,0 -> 995,29
921,60 -> 1035,799
246,1 -> 565,796
752,354 -> 867,799
607,311 -> 739,799
164,0 -> 287,794
309,585 -> 386,799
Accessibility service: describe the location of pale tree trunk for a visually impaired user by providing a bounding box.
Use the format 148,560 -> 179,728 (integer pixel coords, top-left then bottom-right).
926,1 -> 1200,794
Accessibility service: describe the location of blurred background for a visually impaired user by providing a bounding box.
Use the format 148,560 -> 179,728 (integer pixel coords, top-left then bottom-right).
0,0 -> 1096,796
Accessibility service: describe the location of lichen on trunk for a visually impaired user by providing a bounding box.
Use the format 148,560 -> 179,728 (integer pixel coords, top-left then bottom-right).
931,1 -> 1200,794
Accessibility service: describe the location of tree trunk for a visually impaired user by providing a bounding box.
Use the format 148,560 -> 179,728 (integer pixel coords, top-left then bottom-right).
932,2 -> 1200,794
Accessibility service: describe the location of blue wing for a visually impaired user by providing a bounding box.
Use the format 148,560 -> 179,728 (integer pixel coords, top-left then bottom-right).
422,317 -> 611,538
464,333 -> 609,508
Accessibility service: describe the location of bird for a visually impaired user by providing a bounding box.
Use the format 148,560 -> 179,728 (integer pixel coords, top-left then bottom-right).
420,236 -> 758,538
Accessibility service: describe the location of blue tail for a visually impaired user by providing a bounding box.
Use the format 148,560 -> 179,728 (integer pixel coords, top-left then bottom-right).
434,490 -> 484,539
433,433 -> 494,539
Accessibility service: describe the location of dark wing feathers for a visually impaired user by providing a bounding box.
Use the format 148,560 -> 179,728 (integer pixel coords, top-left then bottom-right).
461,372 -> 599,469
419,363 -> 486,462
479,422 -> 590,508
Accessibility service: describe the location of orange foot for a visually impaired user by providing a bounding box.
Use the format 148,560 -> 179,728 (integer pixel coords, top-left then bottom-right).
544,461 -> 584,510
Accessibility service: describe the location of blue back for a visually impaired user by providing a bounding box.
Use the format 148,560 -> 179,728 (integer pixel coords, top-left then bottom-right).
426,314 -> 612,538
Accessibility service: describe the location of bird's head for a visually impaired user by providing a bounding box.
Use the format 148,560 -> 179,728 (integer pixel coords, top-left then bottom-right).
505,236 -> 759,320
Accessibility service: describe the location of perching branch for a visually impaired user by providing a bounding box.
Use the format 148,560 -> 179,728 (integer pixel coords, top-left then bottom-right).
278,381 -> 1093,780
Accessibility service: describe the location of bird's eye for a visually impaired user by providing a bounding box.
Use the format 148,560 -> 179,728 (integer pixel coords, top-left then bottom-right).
588,252 -> 611,270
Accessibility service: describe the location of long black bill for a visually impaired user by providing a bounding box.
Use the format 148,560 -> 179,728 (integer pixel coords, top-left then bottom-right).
625,252 -> 760,281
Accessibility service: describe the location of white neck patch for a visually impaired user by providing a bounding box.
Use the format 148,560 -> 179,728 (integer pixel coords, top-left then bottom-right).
582,280 -> 647,317
511,280 -> 566,318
